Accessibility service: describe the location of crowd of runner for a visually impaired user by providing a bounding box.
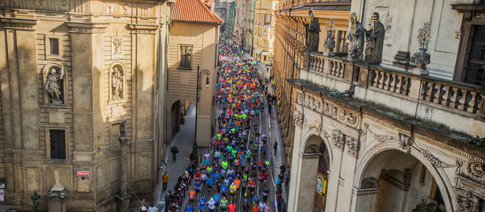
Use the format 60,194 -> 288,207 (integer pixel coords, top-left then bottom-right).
163,36 -> 287,212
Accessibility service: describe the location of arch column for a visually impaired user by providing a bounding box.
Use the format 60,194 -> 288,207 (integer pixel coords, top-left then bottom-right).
291,152 -> 320,212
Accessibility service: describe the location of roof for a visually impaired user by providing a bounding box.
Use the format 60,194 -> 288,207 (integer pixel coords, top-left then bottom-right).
172,0 -> 223,24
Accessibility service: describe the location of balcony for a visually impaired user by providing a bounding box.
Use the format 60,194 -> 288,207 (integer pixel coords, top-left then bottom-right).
298,53 -> 484,138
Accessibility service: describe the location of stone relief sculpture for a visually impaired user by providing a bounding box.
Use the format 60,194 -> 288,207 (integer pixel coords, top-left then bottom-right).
113,38 -> 123,58
111,66 -> 124,100
364,12 -> 385,64
467,162 -> 485,183
398,133 -> 414,153
45,67 -> 64,104
293,110 -> 304,127
347,12 -> 365,61
305,8 -> 320,52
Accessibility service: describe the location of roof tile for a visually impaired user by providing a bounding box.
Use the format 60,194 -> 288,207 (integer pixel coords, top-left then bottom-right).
172,0 -> 223,24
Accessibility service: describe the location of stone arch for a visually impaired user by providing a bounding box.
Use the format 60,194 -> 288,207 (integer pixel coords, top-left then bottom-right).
168,99 -> 194,142
300,128 -> 333,165
43,63 -> 67,105
109,62 -> 126,102
353,145 -> 454,212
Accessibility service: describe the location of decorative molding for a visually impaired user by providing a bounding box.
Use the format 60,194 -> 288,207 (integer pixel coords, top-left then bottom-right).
361,177 -> 378,189
323,101 -> 360,129
420,148 -> 456,169
455,188 -> 481,212
293,110 -> 304,127
467,162 -> 485,184
346,136 -> 360,158
398,133 -> 414,153
305,120 -> 322,135
66,22 -> 109,34
0,17 -> 38,31
332,129 -> 345,149
127,24 -> 159,34
365,123 -> 394,142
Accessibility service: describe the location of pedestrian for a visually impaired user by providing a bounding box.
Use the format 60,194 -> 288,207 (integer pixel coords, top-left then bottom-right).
273,141 -> 278,156
164,191 -> 171,212
171,145 -> 179,161
139,199 -> 148,212
285,170 -> 290,189
162,172 -> 169,191
147,203 -> 158,212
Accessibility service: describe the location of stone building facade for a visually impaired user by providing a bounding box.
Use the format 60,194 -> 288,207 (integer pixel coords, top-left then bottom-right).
274,0 -> 485,211
0,0 -> 172,211
252,0 -> 277,63
167,0 -> 222,147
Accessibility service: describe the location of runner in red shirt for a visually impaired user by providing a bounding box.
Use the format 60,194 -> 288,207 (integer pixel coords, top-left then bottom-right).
228,203 -> 237,212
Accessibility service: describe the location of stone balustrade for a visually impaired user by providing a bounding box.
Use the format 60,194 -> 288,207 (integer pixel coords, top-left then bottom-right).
302,53 -> 485,136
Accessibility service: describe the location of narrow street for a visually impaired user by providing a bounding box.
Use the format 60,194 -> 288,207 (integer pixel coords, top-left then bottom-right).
153,38 -> 288,212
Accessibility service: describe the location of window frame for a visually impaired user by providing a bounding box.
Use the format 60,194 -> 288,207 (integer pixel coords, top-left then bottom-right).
453,7 -> 485,86
46,128 -> 68,160
178,44 -> 193,70
45,34 -> 63,60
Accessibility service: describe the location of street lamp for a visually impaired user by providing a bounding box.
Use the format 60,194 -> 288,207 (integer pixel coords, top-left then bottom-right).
193,65 -> 210,155
31,191 -> 40,212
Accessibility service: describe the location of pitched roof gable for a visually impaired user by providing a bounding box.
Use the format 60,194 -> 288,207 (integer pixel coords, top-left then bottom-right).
172,0 -> 223,24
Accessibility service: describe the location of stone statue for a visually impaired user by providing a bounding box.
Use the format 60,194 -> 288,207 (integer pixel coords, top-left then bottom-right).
45,67 -> 63,104
305,8 -> 320,52
323,18 -> 336,55
111,66 -> 123,100
347,12 -> 365,61
119,120 -> 127,137
364,12 -> 385,64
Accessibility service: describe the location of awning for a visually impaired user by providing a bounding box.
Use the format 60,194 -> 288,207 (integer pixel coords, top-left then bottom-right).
261,51 -> 269,55
254,49 -> 262,54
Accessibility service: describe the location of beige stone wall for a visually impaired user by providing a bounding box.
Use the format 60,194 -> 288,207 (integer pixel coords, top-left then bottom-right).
0,0 -> 171,211
167,21 -> 219,147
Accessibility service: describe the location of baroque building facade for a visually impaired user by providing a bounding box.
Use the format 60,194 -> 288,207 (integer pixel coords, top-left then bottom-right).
0,0 -> 172,211
274,0 -> 485,211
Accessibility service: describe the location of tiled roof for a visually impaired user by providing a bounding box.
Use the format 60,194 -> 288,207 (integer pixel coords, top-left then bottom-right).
172,0 -> 223,24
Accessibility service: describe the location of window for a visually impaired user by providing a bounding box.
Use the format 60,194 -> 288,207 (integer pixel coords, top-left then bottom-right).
336,31 -> 347,53
464,25 -> 485,86
50,130 -> 66,159
49,38 -> 59,55
265,15 -> 271,25
179,45 -> 192,69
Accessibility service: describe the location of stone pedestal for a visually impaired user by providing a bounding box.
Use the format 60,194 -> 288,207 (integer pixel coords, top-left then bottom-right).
46,188 -> 68,212
411,67 -> 429,76
322,51 -> 335,56
115,194 -> 132,212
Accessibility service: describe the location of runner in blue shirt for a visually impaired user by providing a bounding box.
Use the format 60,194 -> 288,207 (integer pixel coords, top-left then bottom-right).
199,196 -> 206,211
195,181 -> 202,193
186,205 -> 194,212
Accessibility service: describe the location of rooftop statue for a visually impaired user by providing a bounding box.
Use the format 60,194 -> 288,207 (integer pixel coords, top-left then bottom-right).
364,12 -> 385,64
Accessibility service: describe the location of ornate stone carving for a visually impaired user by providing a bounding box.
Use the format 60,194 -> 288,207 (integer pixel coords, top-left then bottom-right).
364,12 -> 385,64
45,66 -> 64,105
297,92 -> 305,104
323,102 -> 360,129
306,120 -> 322,135
347,12 -> 365,61
111,65 -> 124,101
420,148 -> 455,169
112,37 -> 123,58
346,136 -> 360,158
467,162 -> 485,183
412,22 -> 432,76
398,133 -> 414,153
412,199 -> 440,212
293,110 -> 304,127
364,123 -> 394,142
456,189 -> 481,212
332,129 -> 345,149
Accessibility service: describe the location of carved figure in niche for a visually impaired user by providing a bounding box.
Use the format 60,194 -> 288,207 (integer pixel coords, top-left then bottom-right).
364,12 -> 385,64
119,120 -> 127,137
347,12 -> 365,61
304,8 -> 320,52
111,66 -> 124,100
45,67 -> 64,104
